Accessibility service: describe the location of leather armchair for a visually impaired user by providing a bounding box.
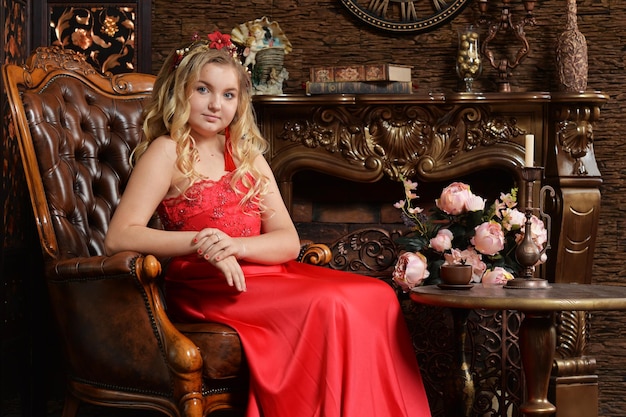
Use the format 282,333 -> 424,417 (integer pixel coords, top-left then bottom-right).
2,46 -> 330,417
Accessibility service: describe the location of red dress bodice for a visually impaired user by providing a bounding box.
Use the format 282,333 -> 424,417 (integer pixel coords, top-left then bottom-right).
157,173 -> 261,237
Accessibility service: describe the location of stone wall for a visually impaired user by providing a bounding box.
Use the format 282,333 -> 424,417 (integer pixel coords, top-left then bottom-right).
153,1 -> 626,416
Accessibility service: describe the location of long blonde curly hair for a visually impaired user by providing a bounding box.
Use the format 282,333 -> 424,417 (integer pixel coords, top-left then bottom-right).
135,42 -> 269,211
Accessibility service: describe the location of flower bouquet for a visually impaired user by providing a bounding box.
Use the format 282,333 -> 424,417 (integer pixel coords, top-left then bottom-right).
392,178 -> 548,291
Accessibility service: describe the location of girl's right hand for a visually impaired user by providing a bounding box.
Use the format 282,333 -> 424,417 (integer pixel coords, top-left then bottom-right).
212,255 -> 246,292
193,229 -> 246,291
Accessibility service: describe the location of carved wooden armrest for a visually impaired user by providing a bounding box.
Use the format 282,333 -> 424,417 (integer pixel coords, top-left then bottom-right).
298,240 -> 332,266
54,252 -> 204,412
51,251 -> 153,278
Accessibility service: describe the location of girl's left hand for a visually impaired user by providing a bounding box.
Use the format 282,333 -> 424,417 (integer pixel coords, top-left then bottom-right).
193,228 -> 244,263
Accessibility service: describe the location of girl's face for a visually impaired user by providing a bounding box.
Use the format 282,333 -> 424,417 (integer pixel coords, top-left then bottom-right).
188,62 -> 239,139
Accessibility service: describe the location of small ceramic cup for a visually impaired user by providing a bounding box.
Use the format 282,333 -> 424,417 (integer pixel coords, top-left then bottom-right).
440,264 -> 472,285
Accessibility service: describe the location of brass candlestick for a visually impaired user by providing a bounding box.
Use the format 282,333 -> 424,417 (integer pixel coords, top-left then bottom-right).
505,166 -> 550,289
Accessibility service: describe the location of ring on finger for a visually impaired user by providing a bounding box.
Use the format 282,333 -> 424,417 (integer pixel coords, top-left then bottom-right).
215,234 -> 221,243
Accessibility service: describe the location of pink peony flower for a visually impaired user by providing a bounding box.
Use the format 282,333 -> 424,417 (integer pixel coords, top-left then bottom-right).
472,221 -> 505,256
393,252 -> 430,291
515,214 -> 548,253
430,229 -> 453,252
436,182 -> 473,215
443,249 -> 460,264
466,194 -> 486,212
529,215 -> 548,247
538,252 -> 548,265
482,267 -> 514,286
501,208 -> 525,231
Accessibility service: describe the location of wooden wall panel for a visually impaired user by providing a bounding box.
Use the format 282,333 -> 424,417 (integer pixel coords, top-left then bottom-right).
34,0 -> 152,73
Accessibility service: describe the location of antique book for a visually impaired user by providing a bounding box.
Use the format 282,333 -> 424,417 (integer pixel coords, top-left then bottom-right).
310,64 -> 413,83
305,81 -> 413,95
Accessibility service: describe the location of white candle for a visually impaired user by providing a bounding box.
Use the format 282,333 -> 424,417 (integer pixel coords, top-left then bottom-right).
524,134 -> 534,167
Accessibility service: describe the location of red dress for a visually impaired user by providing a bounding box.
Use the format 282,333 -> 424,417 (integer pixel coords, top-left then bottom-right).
157,155 -> 432,417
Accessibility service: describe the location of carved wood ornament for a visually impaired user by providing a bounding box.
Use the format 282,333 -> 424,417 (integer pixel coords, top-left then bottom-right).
278,102 -> 527,184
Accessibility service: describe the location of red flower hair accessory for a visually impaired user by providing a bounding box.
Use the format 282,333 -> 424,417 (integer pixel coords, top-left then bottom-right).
172,31 -> 240,71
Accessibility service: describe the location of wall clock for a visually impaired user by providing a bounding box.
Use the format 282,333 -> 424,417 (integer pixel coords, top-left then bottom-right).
339,0 -> 471,33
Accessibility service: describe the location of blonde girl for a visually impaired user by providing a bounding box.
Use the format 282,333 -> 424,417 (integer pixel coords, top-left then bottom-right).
106,33 -> 432,417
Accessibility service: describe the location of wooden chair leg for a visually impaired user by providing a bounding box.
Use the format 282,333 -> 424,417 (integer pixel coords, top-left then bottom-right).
61,392 -> 80,417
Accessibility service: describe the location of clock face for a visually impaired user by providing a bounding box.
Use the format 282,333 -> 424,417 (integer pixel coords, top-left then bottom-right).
339,0 -> 471,33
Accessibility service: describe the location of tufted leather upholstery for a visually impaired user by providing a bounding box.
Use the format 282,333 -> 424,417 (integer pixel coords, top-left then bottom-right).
3,46 -> 249,417
24,75 -> 143,258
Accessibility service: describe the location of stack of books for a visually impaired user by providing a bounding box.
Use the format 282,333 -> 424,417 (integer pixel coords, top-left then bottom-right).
305,63 -> 414,95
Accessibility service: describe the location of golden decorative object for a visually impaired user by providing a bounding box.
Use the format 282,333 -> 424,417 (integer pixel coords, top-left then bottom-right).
456,26 -> 482,92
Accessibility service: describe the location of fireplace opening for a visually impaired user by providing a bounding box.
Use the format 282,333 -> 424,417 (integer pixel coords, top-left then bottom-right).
290,168 -> 516,245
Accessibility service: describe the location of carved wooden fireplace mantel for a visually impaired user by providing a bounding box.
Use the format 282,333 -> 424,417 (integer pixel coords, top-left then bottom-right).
254,91 -> 608,286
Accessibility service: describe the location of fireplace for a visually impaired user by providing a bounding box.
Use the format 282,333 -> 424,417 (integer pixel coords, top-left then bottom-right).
255,91 -> 607,285
292,168 -> 515,243
254,91 -> 608,417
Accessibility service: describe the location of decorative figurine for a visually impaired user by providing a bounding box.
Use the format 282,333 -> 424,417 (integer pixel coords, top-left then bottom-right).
231,17 -> 292,95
